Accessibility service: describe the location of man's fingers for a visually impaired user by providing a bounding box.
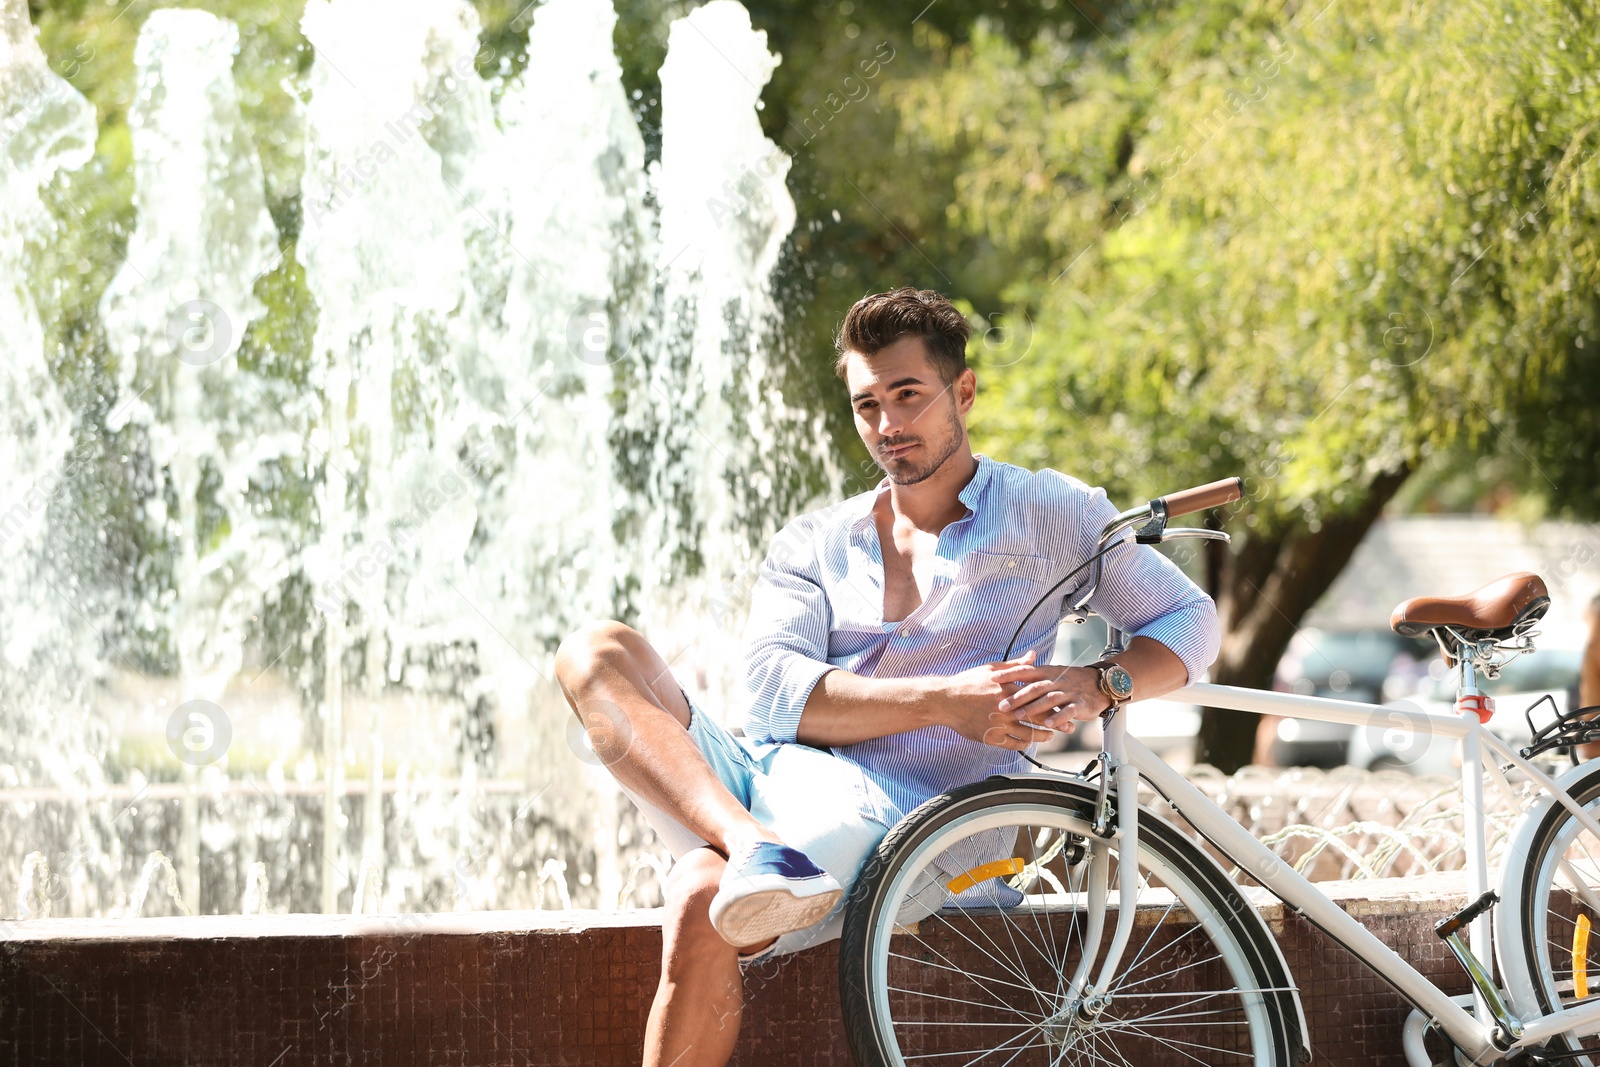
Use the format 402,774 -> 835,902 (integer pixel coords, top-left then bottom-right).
1010,692 -> 1070,722
1043,702 -> 1099,729
991,664 -> 1051,685
991,649 -> 1038,671
983,714 -> 1052,749
981,726 -> 1025,749
998,678 -> 1078,712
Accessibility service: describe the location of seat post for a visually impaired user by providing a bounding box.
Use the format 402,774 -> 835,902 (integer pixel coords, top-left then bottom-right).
1454,638 -> 1495,724
1457,643 -> 1478,700
1453,635 -> 1498,1032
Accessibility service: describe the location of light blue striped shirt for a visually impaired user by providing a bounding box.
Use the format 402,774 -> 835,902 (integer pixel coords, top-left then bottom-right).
739,455 -> 1220,822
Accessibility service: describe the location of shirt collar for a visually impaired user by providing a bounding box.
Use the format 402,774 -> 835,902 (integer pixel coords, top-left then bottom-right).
958,453 -> 995,511
845,453 -> 993,530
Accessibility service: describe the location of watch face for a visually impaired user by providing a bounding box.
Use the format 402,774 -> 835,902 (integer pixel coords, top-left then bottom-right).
1104,665 -> 1134,699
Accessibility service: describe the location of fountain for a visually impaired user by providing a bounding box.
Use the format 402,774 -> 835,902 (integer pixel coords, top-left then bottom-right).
0,0 -> 835,919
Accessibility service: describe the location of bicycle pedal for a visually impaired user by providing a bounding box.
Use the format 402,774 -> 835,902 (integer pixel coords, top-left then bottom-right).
1434,891 -> 1525,1046
1436,890 -> 1499,940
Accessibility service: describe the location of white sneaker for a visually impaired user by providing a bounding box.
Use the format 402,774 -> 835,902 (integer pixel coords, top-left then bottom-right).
708,841 -> 844,948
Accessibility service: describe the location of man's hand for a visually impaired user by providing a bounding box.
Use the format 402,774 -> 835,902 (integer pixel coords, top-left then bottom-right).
930,651 -> 1099,750
798,636 -> 1185,749
1000,662 -> 1109,733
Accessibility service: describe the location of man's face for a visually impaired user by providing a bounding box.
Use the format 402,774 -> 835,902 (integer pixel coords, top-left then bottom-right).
843,336 -> 975,486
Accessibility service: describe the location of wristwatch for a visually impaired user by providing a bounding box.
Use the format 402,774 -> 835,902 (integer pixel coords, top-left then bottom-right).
1089,660 -> 1134,712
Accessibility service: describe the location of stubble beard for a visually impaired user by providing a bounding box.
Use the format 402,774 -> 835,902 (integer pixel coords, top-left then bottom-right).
876,401 -> 965,486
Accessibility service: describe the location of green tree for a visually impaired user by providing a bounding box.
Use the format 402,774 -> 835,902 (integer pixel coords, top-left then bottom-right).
883,0 -> 1600,769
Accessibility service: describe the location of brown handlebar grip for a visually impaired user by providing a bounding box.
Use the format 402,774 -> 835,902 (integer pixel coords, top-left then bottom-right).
1157,477 -> 1244,518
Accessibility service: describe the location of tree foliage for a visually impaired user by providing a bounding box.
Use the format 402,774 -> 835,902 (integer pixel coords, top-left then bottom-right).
887,0 -> 1599,517
864,0 -> 1600,766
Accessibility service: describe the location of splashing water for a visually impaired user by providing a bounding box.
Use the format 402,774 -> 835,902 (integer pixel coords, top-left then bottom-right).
0,0 -> 833,918
128,850 -> 191,917
0,0 -> 120,920
17,851 -> 52,918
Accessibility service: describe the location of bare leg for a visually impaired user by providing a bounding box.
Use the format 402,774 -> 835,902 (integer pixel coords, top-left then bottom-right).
643,848 -> 746,1067
556,621 -> 783,1066
554,620 -> 782,859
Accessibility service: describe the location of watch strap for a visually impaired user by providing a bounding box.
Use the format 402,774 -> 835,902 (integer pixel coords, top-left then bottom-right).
1087,659 -> 1133,707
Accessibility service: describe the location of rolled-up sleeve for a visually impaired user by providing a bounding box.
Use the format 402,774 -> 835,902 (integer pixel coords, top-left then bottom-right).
741,519 -> 837,742
1078,489 -> 1221,683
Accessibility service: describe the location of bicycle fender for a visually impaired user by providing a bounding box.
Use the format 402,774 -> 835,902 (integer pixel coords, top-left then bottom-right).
1493,758 -> 1600,1021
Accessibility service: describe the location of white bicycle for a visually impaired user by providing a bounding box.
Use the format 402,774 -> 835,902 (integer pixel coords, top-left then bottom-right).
839,477 -> 1600,1066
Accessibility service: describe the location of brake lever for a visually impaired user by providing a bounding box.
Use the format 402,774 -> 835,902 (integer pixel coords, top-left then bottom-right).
1150,527 -> 1232,545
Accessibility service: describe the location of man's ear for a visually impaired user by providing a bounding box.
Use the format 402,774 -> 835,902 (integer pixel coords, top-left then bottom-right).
955,367 -> 977,414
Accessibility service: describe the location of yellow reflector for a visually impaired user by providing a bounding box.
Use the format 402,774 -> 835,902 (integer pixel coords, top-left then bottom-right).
947,857 -> 1026,895
1577,913 -> 1592,1000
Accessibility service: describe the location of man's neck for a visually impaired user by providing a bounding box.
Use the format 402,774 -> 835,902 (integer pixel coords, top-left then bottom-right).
883,450 -> 979,533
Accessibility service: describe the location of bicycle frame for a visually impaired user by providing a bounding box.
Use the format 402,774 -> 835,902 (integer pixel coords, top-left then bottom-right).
1074,681 -> 1600,1061
993,480 -> 1600,1058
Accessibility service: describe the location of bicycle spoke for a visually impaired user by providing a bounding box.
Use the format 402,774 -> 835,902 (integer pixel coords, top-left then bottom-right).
925,906 -> 1052,996
1105,928 -> 1223,994
957,1025 -> 1048,1067
1100,1002 -> 1250,1027
935,832 -> 1056,1002
891,1019 -> 1069,1028
1080,1023 -> 1140,1067
1108,889 -> 1185,989
900,1022 -> 1047,1063
984,1035 -> 1047,1067
889,949 -> 1050,1001
1059,852 -> 1090,997
1090,1020 -> 1255,1063
888,984 -> 1044,1022
985,874 -> 1053,1018
1017,827 -> 1071,1002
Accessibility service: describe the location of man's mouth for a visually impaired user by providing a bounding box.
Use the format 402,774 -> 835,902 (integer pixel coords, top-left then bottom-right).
881,441 -> 919,459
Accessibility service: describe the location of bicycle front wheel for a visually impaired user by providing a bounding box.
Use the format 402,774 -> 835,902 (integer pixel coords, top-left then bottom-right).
839,776 -> 1299,1066
1505,761 -> 1600,1058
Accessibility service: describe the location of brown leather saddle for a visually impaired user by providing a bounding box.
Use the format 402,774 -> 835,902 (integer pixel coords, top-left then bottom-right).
1390,571 -> 1550,644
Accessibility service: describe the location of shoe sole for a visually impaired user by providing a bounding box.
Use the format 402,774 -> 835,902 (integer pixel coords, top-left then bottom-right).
712,884 -> 844,947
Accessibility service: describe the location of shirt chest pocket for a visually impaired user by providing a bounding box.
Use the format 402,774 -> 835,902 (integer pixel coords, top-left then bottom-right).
945,550 -> 1062,654
958,550 -> 1057,588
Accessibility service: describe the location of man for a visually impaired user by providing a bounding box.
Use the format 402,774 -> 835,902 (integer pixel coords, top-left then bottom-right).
555,287 -> 1219,1066
1577,593 -> 1600,761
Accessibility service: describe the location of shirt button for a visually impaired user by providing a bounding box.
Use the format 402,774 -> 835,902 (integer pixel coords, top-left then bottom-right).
898,626 -> 911,636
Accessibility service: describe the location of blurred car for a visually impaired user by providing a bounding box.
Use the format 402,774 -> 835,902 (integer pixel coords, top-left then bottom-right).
1345,646 -> 1584,775
1268,628 -> 1432,768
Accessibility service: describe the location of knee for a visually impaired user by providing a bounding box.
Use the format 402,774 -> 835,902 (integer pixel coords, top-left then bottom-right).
554,620 -> 642,690
662,852 -> 726,949
664,855 -> 722,921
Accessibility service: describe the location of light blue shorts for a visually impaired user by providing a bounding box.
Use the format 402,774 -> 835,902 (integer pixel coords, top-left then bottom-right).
619,699 -> 897,958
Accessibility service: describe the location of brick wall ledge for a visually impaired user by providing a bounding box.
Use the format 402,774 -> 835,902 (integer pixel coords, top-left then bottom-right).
0,906 -> 665,941
1,873 -> 1474,1066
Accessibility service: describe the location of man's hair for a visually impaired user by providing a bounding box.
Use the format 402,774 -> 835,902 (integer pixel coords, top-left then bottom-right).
834,288 -> 971,384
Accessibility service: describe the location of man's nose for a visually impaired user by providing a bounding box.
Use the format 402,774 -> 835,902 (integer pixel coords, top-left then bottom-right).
875,406 -> 906,437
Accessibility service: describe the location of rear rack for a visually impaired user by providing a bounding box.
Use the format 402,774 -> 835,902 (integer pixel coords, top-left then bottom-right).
1519,695 -> 1600,762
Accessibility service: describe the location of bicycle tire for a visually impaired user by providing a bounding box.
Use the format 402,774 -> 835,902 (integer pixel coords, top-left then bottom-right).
839,775 -> 1300,1066
1504,760 -> 1600,1058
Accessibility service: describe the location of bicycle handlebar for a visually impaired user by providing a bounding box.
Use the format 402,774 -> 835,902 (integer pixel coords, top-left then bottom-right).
1001,474 -> 1245,661
1156,477 -> 1243,519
